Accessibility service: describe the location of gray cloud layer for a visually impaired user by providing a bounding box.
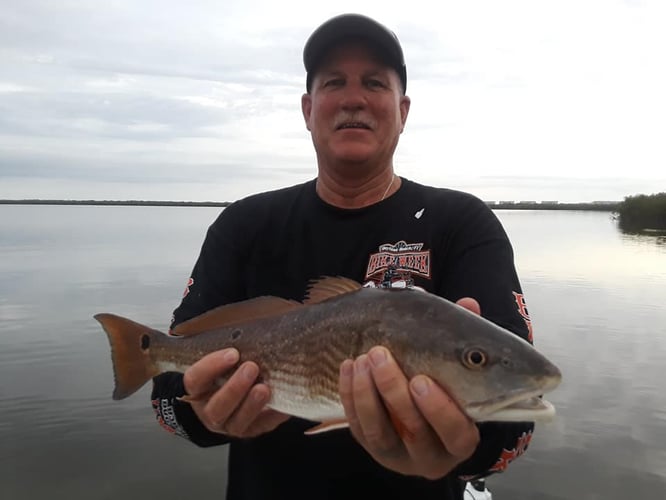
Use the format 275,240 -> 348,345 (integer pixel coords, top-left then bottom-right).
1,2 -> 664,202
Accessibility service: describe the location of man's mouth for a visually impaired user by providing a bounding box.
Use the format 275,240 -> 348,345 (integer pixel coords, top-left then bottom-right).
336,121 -> 371,130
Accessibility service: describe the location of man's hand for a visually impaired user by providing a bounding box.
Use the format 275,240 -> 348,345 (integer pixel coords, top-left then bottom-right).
183,349 -> 289,438
338,297 -> 482,479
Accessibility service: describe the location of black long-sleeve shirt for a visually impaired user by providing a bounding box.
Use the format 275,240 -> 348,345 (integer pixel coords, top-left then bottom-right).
152,178 -> 536,499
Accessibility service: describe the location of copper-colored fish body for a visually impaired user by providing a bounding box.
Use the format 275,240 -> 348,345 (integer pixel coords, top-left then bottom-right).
95,277 -> 562,429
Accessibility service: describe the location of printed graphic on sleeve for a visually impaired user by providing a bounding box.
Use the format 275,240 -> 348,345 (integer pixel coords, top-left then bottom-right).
152,398 -> 189,439
512,291 -> 534,343
488,430 -> 533,473
182,277 -> 194,298
365,241 -> 431,288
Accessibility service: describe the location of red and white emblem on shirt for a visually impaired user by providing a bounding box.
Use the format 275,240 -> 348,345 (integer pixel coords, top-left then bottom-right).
489,431 -> 533,473
512,291 -> 534,343
182,277 -> 194,298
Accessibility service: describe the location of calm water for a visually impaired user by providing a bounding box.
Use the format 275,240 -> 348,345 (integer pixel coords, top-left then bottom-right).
1,206 -> 665,499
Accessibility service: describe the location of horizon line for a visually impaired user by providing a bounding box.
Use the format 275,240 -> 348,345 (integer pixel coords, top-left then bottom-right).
0,198 -> 622,208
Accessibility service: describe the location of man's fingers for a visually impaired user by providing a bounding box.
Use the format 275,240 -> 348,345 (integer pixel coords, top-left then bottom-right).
456,297 -> 481,316
367,347 -> 443,464
221,383 -> 271,435
409,375 -> 479,460
351,354 -> 403,456
339,359 -> 358,430
339,347 -> 478,480
367,347 -> 427,440
183,348 -> 240,397
201,361 -> 261,428
249,409 -> 291,437
182,352 -> 290,438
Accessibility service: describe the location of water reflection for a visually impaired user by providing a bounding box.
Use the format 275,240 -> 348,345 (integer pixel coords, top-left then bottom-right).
617,216 -> 666,236
1,206 -> 665,500
496,210 -> 666,290
488,211 -> 666,499
618,229 -> 666,247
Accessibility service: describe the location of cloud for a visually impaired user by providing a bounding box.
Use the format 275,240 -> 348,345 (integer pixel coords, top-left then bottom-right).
1,0 -> 665,202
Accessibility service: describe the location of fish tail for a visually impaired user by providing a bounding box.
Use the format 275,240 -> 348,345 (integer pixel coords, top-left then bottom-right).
94,313 -> 162,400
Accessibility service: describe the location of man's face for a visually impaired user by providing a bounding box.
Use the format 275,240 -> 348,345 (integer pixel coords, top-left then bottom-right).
301,42 -> 410,172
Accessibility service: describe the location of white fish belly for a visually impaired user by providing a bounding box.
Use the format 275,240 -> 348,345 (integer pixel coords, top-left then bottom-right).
157,360 -> 189,373
267,373 -> 344,422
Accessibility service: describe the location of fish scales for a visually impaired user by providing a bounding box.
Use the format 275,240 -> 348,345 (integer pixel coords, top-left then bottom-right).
219,293 -> 397,419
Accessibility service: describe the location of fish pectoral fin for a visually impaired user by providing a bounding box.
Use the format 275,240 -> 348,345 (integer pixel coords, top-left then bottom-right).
303,419 -> 350,435
303,276 -> 363,304
176,395 -> 197,403
172,296 -> 303,336
176,392 -> 210,404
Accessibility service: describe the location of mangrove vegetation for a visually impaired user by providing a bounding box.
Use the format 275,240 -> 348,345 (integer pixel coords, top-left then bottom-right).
617,192 -> 666,232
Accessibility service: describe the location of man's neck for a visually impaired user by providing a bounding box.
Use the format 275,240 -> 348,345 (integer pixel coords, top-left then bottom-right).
315,168 -> 401,209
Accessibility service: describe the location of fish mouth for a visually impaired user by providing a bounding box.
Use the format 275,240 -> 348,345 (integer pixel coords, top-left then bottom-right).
466,386 -> 559,423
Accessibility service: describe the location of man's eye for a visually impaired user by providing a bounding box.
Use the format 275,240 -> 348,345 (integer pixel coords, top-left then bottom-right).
367,79 -> 386,89
324,78 -> 344,87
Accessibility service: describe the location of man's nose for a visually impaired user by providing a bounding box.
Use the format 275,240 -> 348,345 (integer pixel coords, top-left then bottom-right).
339,82 -> 367,110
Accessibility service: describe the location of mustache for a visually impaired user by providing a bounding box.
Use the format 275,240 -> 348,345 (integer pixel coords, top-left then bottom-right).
333,113 -> 376,130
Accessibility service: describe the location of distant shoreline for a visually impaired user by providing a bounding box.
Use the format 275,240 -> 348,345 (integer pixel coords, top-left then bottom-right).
0,199 -> 231,208
0,199 -> 620,211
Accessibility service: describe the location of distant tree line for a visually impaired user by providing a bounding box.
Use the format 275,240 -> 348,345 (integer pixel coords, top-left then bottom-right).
617,192 -> 666,231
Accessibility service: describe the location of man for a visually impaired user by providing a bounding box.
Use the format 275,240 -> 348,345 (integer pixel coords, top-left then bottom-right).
152,13 -> 535,499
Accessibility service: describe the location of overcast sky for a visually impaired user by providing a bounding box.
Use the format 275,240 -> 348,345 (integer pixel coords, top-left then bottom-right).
1,0 -> 664,202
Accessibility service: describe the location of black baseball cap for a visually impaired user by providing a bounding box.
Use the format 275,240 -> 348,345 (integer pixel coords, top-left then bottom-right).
303,14 -> 407,94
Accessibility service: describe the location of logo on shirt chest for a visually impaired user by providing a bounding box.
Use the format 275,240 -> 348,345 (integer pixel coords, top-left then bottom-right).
365,240 -> 431,286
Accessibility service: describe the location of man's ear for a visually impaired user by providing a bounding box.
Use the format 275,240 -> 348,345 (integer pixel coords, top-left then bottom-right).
399,95 -> 411,133
301,93 -> 312,131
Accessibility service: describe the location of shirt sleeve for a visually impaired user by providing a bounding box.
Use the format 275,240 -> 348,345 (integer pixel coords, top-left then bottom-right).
150,203 -> 250,447
436,196 -> 536,479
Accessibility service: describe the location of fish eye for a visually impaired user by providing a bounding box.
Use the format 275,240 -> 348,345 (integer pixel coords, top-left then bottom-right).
462,347 -> 487,370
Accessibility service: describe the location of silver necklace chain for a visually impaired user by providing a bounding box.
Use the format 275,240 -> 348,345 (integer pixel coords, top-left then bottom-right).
380,174 -> 396,201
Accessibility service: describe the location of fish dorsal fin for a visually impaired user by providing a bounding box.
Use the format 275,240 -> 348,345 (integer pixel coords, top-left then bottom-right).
172,296 -> 302,337
303,276 -> 363,305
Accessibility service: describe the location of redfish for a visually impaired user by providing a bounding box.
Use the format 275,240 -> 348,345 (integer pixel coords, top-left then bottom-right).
95,277 -> 561,433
